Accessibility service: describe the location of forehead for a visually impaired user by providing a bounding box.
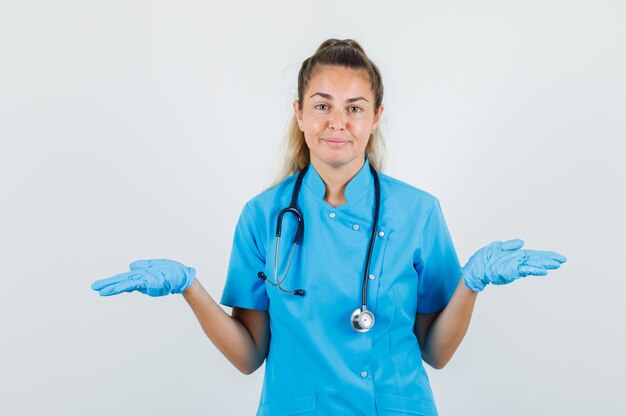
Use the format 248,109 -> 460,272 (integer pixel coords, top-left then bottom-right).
305,65 -> 372,99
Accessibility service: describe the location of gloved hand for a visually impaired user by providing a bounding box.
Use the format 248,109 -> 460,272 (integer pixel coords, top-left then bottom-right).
462,239 -> 567,293
91,259 -> 196,297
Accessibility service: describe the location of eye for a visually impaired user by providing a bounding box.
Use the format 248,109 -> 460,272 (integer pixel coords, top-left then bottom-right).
348,106 -> 363,113
314,104 -> 329,111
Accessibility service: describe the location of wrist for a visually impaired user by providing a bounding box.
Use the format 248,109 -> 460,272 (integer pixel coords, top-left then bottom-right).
182,277 -> 199,295
171,267 -> 196,294
461,269 -> 484,293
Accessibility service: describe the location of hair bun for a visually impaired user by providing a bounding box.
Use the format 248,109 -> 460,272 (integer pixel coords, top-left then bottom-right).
315,38 -> 366,55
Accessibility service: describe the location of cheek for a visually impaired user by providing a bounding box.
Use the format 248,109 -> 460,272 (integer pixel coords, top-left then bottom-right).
302,129 -> 318,149
305,113 -> 324,128
352,122 -> 372,140
303,118 -> 325,137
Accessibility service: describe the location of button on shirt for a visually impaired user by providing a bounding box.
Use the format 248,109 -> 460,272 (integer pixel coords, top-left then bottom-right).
221,159 -> 462,416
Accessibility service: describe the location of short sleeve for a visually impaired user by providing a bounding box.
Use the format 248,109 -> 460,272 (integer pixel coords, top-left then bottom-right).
415,197 -> 462,313
220,202 -> 269,310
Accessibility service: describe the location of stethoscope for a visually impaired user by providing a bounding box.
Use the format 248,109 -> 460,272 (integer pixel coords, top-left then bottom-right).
257,163 -> 381,333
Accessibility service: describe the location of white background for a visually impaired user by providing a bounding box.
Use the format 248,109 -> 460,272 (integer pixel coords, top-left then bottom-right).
1,1 -> 624,415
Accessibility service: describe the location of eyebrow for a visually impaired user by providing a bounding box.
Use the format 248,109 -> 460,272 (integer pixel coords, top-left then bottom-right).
309,92 -> 369,103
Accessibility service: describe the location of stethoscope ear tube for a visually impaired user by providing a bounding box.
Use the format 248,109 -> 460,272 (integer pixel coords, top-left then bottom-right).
276,207 -> 304,244
257,271 -> 305,296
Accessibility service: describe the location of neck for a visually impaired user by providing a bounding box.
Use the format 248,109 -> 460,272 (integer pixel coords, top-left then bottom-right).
311,156 -> 365,207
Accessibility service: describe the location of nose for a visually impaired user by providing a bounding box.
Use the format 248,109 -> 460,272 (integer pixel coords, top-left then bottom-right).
328,109 -> 347,130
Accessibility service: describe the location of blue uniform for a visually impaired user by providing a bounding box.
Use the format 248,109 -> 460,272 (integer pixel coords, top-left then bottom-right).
220,159 -> 462,415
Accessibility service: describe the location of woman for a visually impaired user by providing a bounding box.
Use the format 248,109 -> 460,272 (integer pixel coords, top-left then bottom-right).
91,39 -> 567,415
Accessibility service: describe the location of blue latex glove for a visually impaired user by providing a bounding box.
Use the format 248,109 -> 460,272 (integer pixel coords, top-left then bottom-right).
462,239 -> 567,293
91,259 -> 196,297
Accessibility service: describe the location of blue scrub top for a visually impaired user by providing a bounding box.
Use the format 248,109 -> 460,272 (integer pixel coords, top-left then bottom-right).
220,158 -> 462,416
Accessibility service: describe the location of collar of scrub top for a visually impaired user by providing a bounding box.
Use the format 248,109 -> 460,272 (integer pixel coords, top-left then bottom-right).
302,156 -> 374,206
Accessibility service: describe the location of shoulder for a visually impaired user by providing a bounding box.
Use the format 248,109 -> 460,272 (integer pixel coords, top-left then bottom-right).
378,172 -> 439,210
242,173 -> 299,217
230,175 -> 299,241
377,172 -> 448,234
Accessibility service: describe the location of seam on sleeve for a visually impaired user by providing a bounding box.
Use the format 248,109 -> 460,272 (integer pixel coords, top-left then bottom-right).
421,196 -> 439,236
413,196 -> 438,269
244,202 -> 267,263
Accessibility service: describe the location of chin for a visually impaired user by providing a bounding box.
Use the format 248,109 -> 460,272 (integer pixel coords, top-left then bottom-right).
313,152 -> 363,169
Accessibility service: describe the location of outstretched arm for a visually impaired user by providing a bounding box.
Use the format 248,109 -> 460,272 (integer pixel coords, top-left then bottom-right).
91,259 -> 269,375
416,239 -> 566,369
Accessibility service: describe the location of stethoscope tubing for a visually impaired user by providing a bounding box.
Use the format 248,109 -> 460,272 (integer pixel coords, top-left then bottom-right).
360,164 -> 380,311
259,162 -> 381,330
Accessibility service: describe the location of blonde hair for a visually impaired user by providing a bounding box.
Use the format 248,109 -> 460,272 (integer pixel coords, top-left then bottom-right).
271,38 -> 386,187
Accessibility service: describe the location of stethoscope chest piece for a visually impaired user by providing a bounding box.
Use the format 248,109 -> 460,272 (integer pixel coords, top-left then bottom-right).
350,308 -> 375,333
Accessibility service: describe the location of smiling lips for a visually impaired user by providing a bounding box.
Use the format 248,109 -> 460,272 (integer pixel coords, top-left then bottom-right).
323,138 -> 350,148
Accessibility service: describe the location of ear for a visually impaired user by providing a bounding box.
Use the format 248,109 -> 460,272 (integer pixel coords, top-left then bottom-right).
372,104 -> 384,131
293,99 -> 303,131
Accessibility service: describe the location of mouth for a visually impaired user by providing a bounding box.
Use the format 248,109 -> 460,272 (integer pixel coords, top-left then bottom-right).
322,138 -> 350,148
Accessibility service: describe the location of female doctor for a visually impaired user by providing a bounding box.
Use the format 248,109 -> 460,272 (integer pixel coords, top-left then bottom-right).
91,39 -> 567,415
